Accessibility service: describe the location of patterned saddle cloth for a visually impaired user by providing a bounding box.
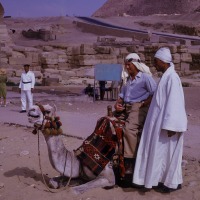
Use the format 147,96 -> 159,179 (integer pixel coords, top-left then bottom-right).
74,116 -> 125,177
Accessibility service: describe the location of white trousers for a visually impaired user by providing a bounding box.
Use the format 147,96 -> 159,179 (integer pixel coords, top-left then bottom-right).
21,90 -> 33,111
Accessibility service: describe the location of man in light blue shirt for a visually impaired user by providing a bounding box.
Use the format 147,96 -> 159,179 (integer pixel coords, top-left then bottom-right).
114,53 -> 156,176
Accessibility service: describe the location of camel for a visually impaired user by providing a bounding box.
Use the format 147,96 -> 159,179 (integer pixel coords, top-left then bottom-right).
28,104 -> 117,194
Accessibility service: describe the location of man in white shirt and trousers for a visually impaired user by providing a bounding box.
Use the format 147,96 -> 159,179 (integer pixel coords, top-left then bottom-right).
132,47 -> 187,193
19,64 -> 35,113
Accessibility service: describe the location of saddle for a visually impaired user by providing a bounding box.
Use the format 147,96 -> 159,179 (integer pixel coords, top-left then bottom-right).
74,116 -> 126,179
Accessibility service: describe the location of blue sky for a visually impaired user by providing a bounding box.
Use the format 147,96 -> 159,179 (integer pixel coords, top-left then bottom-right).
0,0 -> 107,17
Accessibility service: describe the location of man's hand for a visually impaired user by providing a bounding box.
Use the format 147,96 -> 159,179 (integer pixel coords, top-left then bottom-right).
167,130 -> 176,137
31,88 -> 34,93
19,88 -> 21,93
114,102 -> 125,112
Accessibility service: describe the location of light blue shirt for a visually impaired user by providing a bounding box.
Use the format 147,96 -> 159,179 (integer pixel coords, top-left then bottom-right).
119,72 -> 157,103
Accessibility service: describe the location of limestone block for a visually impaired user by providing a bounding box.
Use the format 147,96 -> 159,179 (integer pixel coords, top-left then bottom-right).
137,46 -> 145,52
43,68 -> 60,75
109,48 -> 120,56
172,53 -> 181,64
188,48 -> 200,54
43,46 -> 54,51
80,44 -> 96,55
31,65 -> 42,71
120,47 -> 129,55
177,45 -> 188,53
66,46 -> 80,55
12,46 -> 39,53
7,77 -> 20,85
0,58 -> 8,63
181,53 -> 192,63
44,74 -> 62,82
181,62 -> 190,71
41,64 -> 58,69
1,46 -> 13,56
58,63 -> 69,69
12,51 -> 25,58
58,54 -> 67,63
32,71 -> 43,79
9,57 -> 32,65
14,70 -> 23,77
25,52 -> 39,63
40,52 -> 58,65
167,44 -> 177,54
144,45 -> 159,53
174,63 -> 181,71
94,46 -> 110,54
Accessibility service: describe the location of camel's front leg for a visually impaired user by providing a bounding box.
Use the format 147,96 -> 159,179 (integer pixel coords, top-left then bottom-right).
72,165 -> 115,194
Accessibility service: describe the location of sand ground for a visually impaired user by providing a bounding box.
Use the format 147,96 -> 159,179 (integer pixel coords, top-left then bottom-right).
0,86 -> 200,200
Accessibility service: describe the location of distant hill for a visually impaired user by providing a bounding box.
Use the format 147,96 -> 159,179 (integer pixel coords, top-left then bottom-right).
92,0 -> 200,17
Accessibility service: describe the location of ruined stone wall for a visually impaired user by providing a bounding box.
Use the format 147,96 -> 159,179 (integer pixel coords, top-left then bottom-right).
1,41 -> 200,87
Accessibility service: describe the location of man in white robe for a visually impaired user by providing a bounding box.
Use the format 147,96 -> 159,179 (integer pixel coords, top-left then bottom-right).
132,47 -> 187,193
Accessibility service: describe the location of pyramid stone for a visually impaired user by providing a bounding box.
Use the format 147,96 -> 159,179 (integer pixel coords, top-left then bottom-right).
93,0 -> 200,17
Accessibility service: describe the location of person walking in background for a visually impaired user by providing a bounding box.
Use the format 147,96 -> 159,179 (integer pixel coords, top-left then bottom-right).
19,64 -> 35,113
99,80 -> 107,100
114,53 -> 157,177
133,47 -> 188,193
0,68 -> 8,107
84,83 -> 99,100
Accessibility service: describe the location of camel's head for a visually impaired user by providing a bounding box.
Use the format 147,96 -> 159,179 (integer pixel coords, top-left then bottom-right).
28,103 -> 56,125
28,103 -> 63,135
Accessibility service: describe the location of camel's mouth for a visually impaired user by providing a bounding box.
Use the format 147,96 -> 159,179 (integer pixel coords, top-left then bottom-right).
28,108 -> 43,124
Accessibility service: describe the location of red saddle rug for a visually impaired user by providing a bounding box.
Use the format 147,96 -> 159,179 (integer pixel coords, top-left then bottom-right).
74,117 -> 125,176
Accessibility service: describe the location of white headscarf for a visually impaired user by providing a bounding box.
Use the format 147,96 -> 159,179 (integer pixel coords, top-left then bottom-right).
154,47 -> 172,63
154,47 -> 175,69
125,53 -> 152,76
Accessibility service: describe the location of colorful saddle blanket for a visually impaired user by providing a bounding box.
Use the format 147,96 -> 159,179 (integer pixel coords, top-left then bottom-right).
74,117 -> 125,176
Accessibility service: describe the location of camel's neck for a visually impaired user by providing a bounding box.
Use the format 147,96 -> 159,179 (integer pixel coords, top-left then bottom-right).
44,134 -> 69,172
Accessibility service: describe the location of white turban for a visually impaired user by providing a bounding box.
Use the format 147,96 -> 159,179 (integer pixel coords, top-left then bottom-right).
125,53 -> 152,76
154,47 -> 172,63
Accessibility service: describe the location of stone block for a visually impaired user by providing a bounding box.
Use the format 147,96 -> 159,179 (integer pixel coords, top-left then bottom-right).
172,53 -> 181,64
12,46 -> 39,52
80,44 -> 96,55
12,51 -> 25,58
177,45 -> 188,53
109,47 -> 120,56
25,52 -> 39,63
94,46 -> 110,54
181,62 -> 190,71
66,46 -> 81,55
58,63 -> 69,69
181,53 -> 192,63
9,57 -> 32,65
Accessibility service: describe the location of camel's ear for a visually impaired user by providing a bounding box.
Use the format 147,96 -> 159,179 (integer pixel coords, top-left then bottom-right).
52,104 -> 57,115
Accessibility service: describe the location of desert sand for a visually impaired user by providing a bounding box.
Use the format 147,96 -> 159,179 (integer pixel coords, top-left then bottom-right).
0,86 -> 200,200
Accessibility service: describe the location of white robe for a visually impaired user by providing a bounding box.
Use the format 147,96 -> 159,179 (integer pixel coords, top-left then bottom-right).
133,66 -> 187,189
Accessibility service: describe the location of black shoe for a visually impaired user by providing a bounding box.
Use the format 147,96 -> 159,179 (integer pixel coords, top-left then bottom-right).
155,184 -> 182,193
20,110 -> 26,113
